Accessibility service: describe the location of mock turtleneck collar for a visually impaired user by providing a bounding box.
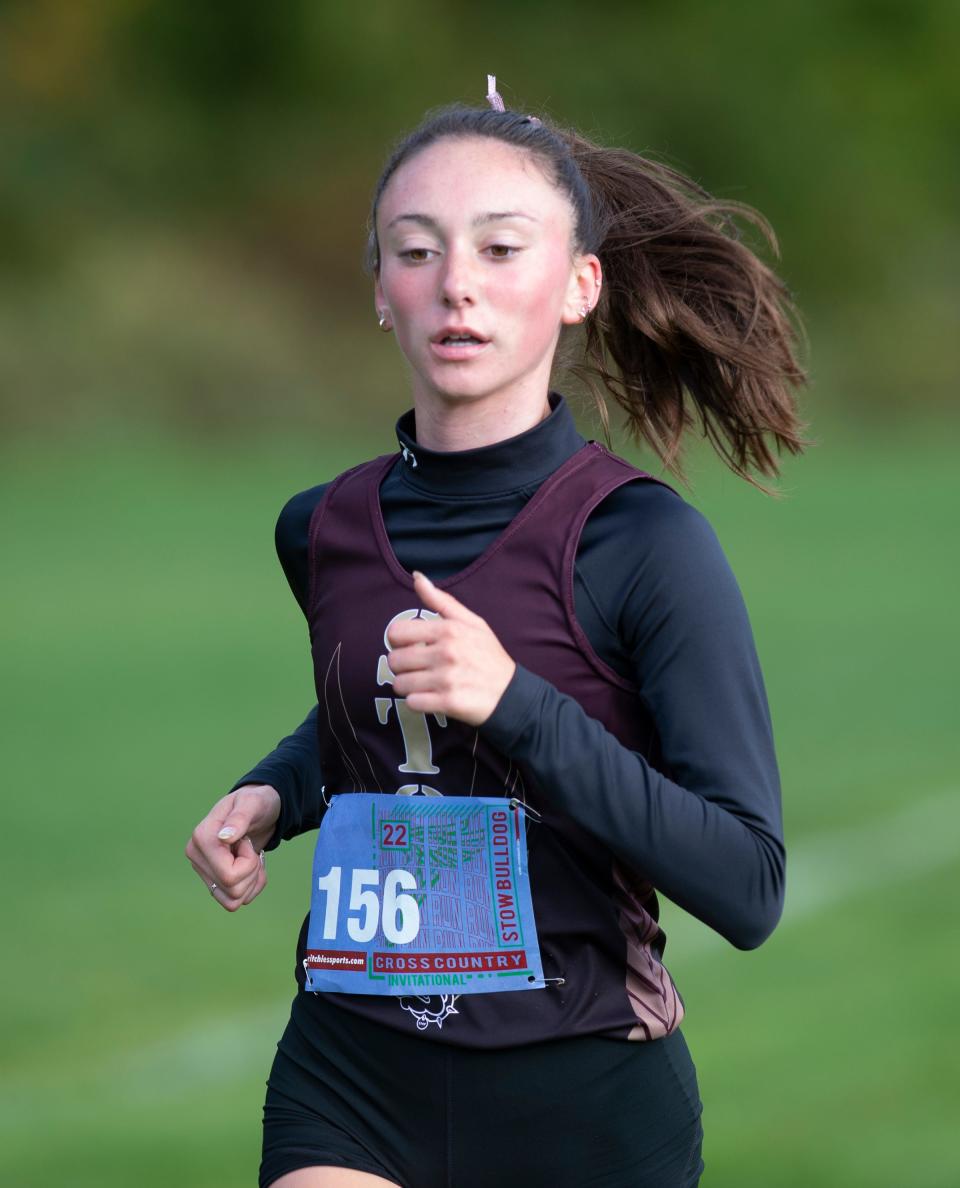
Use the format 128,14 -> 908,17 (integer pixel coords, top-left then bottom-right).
393,391 -> 586,497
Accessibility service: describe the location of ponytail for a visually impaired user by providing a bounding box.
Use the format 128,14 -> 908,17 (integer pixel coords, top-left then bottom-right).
366,101 -> 814,493
563,134 -> 814,492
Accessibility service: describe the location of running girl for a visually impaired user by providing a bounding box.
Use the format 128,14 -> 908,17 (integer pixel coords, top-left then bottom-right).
186,75 -> 809,1188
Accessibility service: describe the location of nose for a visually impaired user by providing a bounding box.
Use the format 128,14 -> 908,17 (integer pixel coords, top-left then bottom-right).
439,241 -> 476,308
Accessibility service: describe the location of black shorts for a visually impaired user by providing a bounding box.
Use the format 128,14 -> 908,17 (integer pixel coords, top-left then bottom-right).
260,992 -> 704,1188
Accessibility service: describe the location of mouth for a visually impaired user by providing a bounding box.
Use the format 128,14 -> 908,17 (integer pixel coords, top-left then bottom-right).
429,333 -> 491,362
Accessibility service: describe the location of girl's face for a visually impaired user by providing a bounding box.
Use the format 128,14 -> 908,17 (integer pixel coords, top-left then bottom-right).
374,135 -> 599,412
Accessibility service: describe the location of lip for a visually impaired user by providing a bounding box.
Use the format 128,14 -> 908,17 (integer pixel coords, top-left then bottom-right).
429,339 -> 491,362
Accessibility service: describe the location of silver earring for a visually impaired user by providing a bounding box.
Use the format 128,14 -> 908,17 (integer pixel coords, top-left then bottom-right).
378,310 -> 390,331
579,305 -> 590,321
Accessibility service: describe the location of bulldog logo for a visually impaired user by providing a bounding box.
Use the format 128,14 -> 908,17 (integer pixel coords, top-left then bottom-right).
399,994 -> 461,1031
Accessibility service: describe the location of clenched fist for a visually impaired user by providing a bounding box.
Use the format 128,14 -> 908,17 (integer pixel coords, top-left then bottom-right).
184,782 -> 280,911
386,570 -> 516,726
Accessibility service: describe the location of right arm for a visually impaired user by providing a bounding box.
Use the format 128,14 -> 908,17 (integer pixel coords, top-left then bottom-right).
186,704 -> 326,910
229,483 -> 333,847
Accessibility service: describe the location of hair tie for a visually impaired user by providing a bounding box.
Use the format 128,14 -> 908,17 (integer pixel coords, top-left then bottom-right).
486,74 -> 505,112
485,73 -> 542,127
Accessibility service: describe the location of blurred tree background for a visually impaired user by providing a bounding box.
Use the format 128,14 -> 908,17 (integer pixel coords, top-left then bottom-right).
2,0 -> 957,440
3,4 -> 958,1187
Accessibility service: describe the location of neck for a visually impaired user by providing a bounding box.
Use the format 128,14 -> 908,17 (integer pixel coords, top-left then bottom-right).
393,390 -> 586,496
410,380 -> 553,453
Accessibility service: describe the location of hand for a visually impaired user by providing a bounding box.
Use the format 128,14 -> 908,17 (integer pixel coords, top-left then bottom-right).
386,570 -> 516,727
184,783 -> 281,911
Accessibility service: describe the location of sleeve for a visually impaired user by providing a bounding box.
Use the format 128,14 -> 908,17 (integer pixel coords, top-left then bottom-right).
228,705 -> 326,850
477,495 -> 786,951
227,485 -> 330,848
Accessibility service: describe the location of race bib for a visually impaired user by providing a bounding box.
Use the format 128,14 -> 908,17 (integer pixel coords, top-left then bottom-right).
304,793 -> 545,996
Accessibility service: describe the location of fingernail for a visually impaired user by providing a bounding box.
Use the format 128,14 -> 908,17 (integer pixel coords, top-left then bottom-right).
413,570 -> 434,585
218,826 -> 236,840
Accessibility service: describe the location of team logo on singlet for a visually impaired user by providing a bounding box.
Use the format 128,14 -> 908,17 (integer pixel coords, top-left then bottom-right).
376,607 -> 447,796
398,993 -> 460,1031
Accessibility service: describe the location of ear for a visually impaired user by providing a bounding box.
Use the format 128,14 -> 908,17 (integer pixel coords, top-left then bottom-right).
561,252 -> 602,326
374,275 -> 390,326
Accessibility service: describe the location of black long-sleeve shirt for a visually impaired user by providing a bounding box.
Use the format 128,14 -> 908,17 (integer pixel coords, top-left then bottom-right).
231,391 -> 785,950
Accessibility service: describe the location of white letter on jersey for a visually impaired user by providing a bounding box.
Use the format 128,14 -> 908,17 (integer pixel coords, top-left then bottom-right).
376,608 -> 447,775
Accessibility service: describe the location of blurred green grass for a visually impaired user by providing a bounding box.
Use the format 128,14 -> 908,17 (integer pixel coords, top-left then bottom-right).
1,416 -> 957,1187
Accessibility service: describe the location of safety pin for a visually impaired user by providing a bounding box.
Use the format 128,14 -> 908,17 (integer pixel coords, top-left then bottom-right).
320,784 -> 330,807
301,958 -> 321,995
543,976 -> 566,986
507,797 -> 542,823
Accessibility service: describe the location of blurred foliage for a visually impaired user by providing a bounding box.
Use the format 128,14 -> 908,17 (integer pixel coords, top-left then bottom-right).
1,0 -> 958,433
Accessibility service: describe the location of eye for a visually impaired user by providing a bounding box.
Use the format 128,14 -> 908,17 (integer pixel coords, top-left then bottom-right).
486,244 -> 521,259
399,248 -> 435,263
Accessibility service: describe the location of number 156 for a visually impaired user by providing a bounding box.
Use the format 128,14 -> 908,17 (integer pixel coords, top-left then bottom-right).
316,866 -> 420,944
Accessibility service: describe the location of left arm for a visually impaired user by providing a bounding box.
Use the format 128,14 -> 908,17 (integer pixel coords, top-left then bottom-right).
389,504 -> 785,951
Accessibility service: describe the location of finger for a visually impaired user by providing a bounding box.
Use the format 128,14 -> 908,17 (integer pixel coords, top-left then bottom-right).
241,864 -> 268,905
187,849 -> 253,904
190,802 -> 258,870
387,639 -> 444,673
201,840 -> 261,893
412,570 -> 480,622
226,866 -> 260,904
386,618 -> 441,649
187,808 -> 237,872
209,881 -> 246,912
402,692 -> 449,715
186,841 -> 235,893
234,833 -> 258,862
205,852 -> 259,910
187,852 -> 216,889
218,852 -> 262,895
206,875 -> 229,904
185,834 -> 209,874
226,840 -> 263,899
215,806 -> 258,846
393,670 -> 439,699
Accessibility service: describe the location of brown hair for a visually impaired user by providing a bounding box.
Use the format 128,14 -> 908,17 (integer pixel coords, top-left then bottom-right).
364,101 -> 814,494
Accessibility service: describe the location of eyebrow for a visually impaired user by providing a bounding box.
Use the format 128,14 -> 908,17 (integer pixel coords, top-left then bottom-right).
385,211 -> 539,231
